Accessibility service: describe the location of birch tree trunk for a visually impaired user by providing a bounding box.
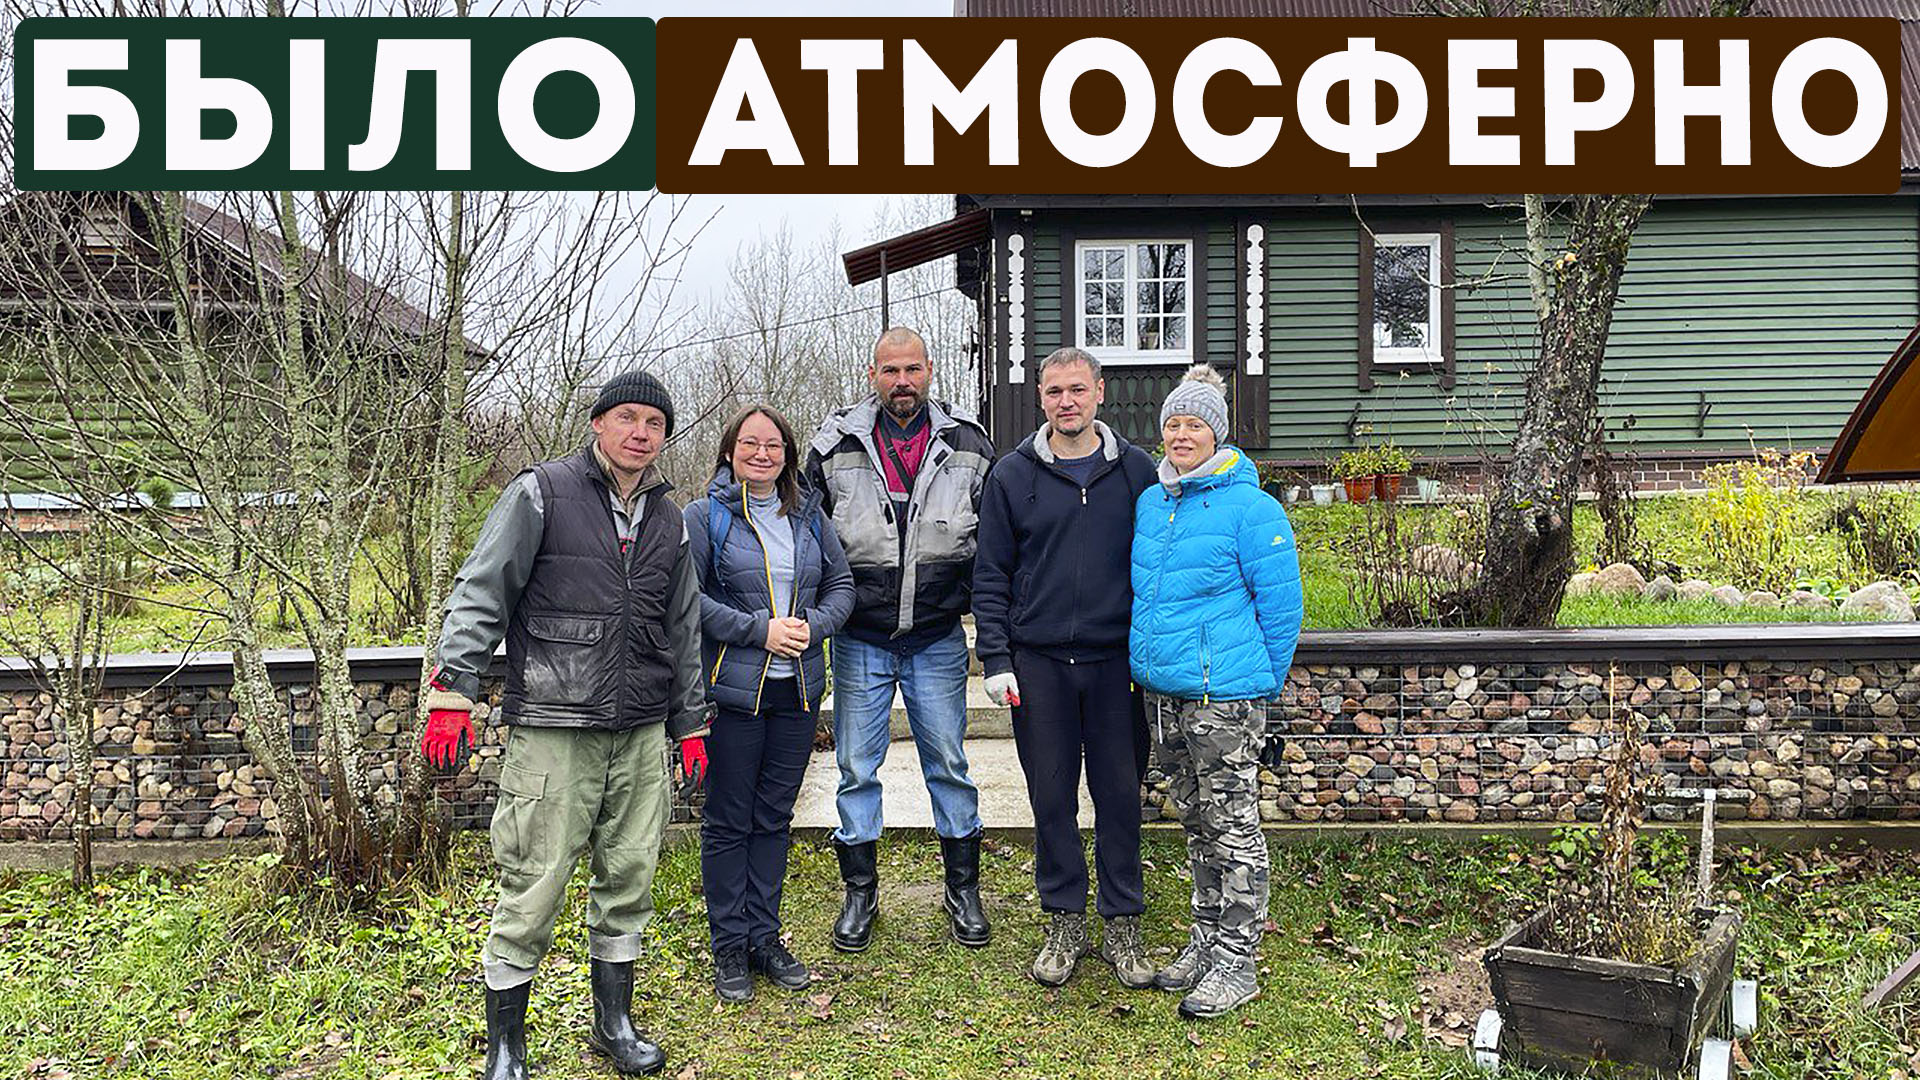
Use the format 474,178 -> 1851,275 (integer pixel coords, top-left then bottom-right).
149,190 -> 328,874
269,190 -> 385,873
401,188 -> 468,853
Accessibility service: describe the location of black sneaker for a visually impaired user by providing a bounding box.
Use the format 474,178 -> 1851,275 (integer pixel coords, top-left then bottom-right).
714,947 -> 753,1003
749,938 -> 812,990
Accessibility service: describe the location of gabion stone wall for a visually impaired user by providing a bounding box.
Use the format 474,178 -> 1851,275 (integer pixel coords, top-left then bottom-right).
1172,655 -> 1920,827
4,628 -> 1918,843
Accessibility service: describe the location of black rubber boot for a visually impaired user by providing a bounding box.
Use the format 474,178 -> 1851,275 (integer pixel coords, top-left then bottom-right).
481,982 -> 530,1080
832,839 -> 879,952
586,958 -> 666,1075
941,832 -> 991,947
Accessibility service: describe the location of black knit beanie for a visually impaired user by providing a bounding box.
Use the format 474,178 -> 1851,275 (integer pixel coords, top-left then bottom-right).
591,370 -> 675,435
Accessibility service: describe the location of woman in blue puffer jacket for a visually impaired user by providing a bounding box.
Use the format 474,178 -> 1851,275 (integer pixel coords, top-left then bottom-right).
684,404 -> 854,1004
1130,365 -> 1303,1021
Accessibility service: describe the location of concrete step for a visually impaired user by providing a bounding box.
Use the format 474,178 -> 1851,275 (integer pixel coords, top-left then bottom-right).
791,737 -> 1087,830
818,674 -> 1009,738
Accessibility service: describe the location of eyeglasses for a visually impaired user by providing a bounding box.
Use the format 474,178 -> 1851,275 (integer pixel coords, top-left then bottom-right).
737,438 -> 786,456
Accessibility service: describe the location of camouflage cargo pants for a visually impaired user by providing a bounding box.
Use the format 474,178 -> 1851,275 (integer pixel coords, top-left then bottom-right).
1149,694 -> 1270,961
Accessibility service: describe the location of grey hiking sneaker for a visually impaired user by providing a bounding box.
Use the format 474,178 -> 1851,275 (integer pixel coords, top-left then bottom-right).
1100,916 -> 1156,989
1178,952 -> 1259,1019
1030,911 -> 1092,986
1152,926 -> 1215,992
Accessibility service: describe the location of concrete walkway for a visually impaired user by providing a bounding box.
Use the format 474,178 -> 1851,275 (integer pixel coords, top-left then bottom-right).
791,738 -> 1092,830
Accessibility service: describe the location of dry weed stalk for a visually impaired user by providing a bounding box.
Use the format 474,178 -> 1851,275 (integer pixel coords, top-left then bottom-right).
1596,661 -> 1645,928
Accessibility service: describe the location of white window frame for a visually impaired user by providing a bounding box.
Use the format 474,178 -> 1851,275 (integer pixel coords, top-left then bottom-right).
1370,231 -> 1444,367
1073,238 -> 1193,366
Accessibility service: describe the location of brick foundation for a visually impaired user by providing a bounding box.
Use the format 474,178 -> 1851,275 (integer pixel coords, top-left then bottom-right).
1259,451 -> 1813,500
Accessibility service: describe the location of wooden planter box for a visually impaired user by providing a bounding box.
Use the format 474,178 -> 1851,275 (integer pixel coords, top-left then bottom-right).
1483,906 -> 1740,1076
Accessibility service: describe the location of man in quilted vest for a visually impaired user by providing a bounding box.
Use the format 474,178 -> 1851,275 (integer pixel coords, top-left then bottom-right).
421,370 -> 714,1079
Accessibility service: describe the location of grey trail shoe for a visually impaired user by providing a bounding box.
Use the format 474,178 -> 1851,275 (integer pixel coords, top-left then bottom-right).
1178,952 -> 1259,1020
1152,926 -> 1215,993
1030,911 -> 1092,987
1100,916 -> 1157,990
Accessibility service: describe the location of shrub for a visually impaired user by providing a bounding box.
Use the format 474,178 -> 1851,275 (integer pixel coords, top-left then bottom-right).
1341,498 -> 1481,627
1374,442 -> 1414,475
1826,489 -> 1920,586
1696,450 -> 1815,595
1587,420 -> 1646,573
1332,448 -> 1377,480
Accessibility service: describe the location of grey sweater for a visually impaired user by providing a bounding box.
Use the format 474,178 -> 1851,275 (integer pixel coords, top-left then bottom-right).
746,490 -> 798,679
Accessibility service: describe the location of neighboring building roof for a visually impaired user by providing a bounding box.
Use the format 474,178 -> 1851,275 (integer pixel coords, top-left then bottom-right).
1821,323 -> 1920,482
843,207 -> 992,284
955,0 -> 1920,172
0,191 -> 489,357
175,195 -> 489,357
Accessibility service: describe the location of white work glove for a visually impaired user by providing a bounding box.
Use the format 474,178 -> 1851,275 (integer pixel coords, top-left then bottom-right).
985,671 -> 1021,708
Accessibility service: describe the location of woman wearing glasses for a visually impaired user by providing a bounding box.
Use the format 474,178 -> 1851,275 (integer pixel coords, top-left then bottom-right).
685,405 -> 855,1002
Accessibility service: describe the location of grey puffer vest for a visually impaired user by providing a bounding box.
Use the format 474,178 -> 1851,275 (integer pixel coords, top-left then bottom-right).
501,447 -> 683,731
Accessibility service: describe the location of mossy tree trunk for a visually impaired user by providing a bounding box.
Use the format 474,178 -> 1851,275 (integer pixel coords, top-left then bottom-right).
1470,194 -> 1651,627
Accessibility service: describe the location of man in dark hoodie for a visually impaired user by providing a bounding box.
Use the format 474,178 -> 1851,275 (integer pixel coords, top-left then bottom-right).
972,346 -> 1158,989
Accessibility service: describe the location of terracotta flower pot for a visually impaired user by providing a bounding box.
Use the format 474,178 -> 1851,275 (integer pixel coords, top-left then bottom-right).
1343,476 -> 1375,503
1375,473 -> 1406,502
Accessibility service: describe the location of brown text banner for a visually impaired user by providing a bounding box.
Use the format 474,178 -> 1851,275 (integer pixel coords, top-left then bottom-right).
655,17 -> 1900,194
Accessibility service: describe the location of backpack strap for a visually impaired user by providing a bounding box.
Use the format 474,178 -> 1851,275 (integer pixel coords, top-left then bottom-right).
704,498 -> 731,594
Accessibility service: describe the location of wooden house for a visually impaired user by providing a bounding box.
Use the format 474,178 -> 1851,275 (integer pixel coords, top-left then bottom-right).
846,0 -> 1920,490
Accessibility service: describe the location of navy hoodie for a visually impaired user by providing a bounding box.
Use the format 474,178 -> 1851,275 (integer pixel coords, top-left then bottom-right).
972,420 -> 1158,678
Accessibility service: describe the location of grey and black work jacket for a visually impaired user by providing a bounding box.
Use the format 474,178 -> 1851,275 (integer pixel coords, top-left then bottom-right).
803,396 -> 994,648
435,444 -> 712,739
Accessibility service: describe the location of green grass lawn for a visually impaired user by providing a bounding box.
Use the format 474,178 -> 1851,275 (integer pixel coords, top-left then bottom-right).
1286,495 -> 1917,630
5,491 -> 1916,652
3,833 -> 1914,1079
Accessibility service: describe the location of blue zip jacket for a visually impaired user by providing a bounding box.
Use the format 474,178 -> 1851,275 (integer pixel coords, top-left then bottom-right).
684,468 -> 855,714
1129,447 -> 1304,702
972,421 -> 1157,678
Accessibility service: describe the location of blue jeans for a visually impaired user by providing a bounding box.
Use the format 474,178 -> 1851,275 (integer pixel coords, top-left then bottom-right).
831,624 -> 981,844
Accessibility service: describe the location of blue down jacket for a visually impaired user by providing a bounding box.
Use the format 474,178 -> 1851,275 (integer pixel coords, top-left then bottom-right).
684,468 -> 854,714
1129,448 -> 1304,702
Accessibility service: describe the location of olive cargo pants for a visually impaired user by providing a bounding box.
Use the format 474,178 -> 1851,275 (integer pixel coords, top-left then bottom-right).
481,722 -> 671,990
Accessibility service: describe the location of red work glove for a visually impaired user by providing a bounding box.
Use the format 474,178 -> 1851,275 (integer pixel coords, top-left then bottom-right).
679,737 -> 708,789
421,671 -> 475,771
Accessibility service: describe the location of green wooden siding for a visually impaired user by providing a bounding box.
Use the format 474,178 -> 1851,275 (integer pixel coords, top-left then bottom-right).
0,343 -> 163,490
1031,226 -> 1063,361
1205,222 -> 1238,372
1263,197 -> 1918,461
1265,212 -> 1367,452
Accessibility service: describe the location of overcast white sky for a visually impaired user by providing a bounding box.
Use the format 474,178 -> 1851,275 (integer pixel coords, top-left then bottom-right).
612,0 -> 957,308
